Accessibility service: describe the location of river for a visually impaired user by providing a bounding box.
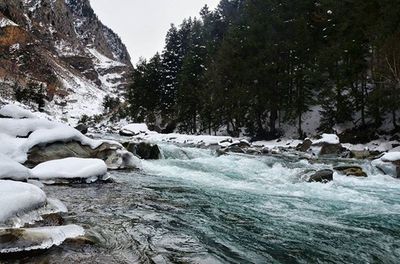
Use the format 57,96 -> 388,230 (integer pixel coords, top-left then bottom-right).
11,143 -> 400,263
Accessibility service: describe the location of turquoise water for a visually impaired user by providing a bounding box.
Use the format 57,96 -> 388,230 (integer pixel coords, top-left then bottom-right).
21,144 -> 400,263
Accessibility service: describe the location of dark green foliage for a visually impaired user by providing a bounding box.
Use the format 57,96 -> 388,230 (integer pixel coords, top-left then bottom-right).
126,0 -> 400,138
103,95 -> 121,114
14,82 -> 46,111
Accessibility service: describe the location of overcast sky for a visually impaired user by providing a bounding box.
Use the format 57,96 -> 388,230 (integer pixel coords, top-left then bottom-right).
90,0 -> 221,65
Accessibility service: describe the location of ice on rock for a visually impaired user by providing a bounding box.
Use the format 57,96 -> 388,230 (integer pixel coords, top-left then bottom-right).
0,225 -> 85,254
31,158 -> 108,181
372,152 -> 400,178
0,180 -> 47,224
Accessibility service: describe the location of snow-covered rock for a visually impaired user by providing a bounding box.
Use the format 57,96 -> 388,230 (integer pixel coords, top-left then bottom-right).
313,134 -> 340,145
120,123 -> 151,136
0,180 -> 46,224
0,104 -> 141,170
372,152 -> 400,178
31,158 -> 108,183
311,134 -> 342,156
0,225 -> 84,254
132,132 -> 234,147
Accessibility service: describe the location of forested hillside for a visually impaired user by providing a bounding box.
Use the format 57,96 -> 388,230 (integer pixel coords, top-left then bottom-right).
127,0 -> 400,140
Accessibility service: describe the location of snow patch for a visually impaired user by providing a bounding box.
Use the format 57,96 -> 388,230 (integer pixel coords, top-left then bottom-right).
31,158 -> 108,181
0,180 -> 46,224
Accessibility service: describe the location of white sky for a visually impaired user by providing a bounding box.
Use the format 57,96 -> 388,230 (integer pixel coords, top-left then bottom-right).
90,0 -> 221,65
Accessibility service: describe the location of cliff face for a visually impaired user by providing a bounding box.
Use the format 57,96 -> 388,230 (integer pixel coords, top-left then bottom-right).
0,0 -> 132,123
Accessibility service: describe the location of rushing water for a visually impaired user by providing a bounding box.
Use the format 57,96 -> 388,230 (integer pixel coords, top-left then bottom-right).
10,144 -> 400,263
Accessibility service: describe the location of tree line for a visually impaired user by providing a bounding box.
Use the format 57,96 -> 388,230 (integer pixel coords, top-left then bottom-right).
126,0 -> 400,139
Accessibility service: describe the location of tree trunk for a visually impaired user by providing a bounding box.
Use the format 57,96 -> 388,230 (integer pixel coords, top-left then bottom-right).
298,112 -> 303,139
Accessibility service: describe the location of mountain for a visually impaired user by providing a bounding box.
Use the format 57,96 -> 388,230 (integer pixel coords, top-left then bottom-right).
0,0 -> 132,123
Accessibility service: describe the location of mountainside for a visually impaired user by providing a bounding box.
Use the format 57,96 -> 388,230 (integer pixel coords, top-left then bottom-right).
0,0 -> 132,124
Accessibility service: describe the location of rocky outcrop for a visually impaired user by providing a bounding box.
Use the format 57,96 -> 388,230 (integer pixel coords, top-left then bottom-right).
296,138 -> 312,152
0,0 -> 133,123
27,141 -> 139,170
123,142 -> 161,160
307,169 -> 333,183
372,152 -> 400,178
334,165 -> 367,177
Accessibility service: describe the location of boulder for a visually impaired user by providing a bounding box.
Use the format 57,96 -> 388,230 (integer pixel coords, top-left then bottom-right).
307,169 -> 333,183
123,142 -> 161,160
147,124 -> 162,133
296,138 -> 312,152
119,130 -> 135,137
26,141 -> 140,170
312,134 -> 343,156
349,150 -> 370,159
333,165 -> 367,177
372,152 -> 400,178
319,143 -> 342,156
74,124 -> 88,135
224,145 -> 246,154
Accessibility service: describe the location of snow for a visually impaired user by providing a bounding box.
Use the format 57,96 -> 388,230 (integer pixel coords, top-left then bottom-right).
87,48 -> 126,92
0,224 -> 85,254
48,61 -> 107,125
313,134 -> 340,145
0,104 -> 38,119
0,180 -> 46,224
121,123 -> 151,135
342,139 -> 399,153
133,132 -> 234,147
381,152 -> 400,162
0,154 -> 31,181
88,48 -> 125,68
0,17 -> 18,28
252,139 -> 303,150
0,117 -> 102,163
31,158 -> 108,180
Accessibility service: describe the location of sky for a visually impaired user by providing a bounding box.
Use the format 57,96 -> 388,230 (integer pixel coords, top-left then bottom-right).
90,0 -> 221,65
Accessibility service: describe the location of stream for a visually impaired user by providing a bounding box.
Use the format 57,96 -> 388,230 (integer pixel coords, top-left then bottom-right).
8,143 -> 400,263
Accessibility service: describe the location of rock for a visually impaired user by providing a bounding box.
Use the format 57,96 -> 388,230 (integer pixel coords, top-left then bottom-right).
245,148 -> 261,155
119,130 -> 135,137
311,134 -> 343,156
26,141 -> 140,170
334,166 -> 367,177
262,147 -> 270,154
296,138 -> 312,152
161,121 -> 177,134
74,124 -> 88,135
38,213 -> 65,226
319,143 -> 342,156
350,150 -> 370,159
307,169 -> 333,183
224,145 -> 246,154
123,142 -> 161,160
147,125 -> 162,133
216,148 -> 227,156
372,153 -> 400,178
